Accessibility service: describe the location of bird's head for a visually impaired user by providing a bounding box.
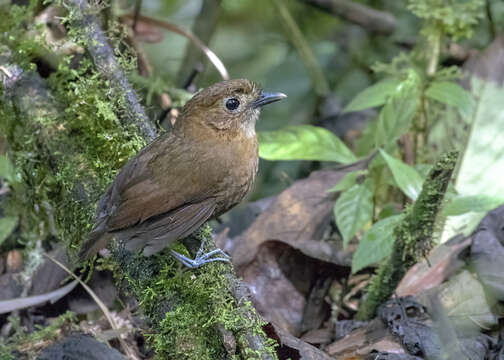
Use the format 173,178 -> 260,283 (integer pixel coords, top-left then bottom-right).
178,79 -> 286,138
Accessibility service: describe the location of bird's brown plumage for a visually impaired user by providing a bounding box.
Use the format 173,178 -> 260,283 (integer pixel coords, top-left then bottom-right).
80,79 -> 284,259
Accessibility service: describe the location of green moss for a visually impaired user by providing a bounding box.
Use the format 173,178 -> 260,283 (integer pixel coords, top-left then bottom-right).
0,2 -> 39,68
0,6 -> 145,255
112,225 -> 276,359
357,151 -> 458,320
46,57 -> 146,252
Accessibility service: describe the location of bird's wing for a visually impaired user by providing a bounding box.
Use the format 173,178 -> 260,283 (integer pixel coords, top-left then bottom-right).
119,198 -> 217,256
102,133 -> 215,231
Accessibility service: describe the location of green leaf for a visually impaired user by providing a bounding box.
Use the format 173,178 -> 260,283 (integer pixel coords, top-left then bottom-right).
443,195 -> 504,216
0,216 -> 18,246
258,125 -> 357,163
0,155 -> 14,182
334,179 -> 374,247
327,170 -> 366,193
344,78 -> 402,113
380,149 -> 423,200
425,81 -> 474,118
375,84 -> 419,146
352,214 -> 404,273
440,77 -> 504,241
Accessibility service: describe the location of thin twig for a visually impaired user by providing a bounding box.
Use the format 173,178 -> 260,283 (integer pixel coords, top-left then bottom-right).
122,14 -> 229,81
0,65 -> 13,78
485,0 -> 496,41
44,253 -> 140,360
64,0 -> 156,141
176,0 -> 222,86
132,0 -> 143,34
0,280 -> 79,314
183,64 -> 204,91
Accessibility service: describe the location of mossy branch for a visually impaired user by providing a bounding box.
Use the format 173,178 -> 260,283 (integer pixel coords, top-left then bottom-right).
63,0 -> 156,141
112,226 -> 277,359
0,3 -> 277,355
357,151 -> 458,320
1,58 -> 276,360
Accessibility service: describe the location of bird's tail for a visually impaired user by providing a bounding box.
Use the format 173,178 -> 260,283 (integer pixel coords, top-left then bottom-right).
78,221 -> 112,261
80,185 -> 114,261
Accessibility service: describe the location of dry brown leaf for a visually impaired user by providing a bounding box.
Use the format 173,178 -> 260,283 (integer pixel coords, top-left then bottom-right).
396,235 -> 470,297
231,163 -> 369,336
233,168 -> 363,269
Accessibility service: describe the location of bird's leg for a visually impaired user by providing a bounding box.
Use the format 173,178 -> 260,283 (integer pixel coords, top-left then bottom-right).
170,239 -> 230,269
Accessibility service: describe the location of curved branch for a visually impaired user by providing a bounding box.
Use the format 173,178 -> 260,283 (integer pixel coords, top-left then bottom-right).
122,14 -> 230,81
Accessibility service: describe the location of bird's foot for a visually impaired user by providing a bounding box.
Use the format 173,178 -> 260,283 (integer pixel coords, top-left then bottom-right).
170,241 -> 230,269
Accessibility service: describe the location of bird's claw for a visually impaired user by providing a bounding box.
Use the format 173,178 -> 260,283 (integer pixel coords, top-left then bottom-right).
170,243 -> 230,269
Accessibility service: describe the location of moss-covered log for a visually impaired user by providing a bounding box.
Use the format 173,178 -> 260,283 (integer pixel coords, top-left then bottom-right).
0,53 -> 145,256
357,151 -> 458,320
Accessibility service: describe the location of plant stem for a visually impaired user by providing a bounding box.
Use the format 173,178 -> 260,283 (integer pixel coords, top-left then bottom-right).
417,25 -> 442,160
427,27 -> 441,77
272,0 -> 330,96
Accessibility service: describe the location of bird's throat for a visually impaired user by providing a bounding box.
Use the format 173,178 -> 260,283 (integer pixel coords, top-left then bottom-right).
240,109 -> 259,139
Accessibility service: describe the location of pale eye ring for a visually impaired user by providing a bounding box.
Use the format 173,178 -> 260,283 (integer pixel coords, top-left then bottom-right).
225,98 -> 240,111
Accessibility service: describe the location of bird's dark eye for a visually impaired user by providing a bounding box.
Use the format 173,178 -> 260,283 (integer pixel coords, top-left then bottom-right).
225,98 -> 240,111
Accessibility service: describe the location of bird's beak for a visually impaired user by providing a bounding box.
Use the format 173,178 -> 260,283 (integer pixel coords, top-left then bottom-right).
252,91 -> 287,108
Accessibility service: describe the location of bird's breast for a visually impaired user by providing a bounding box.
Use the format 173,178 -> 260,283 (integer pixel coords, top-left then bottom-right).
206,134 -> 259,216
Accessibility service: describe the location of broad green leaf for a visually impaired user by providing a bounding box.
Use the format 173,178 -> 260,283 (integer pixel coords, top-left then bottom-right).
334,179 -> 374,247
327,170 -> 366,193
0,155 -> 14,182
425,81 -> 474,119
441,76 -> 504,241
352,214 -> 404,273
379,149 -> 423,200
258,125 -> 356,163
0,216 -> 17,246
375,84 -> 419,146
443,195 -> 504,216
344,78 -> 402,113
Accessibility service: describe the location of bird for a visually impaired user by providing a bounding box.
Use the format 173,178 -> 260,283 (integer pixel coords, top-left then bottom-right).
79,79 -> 286,268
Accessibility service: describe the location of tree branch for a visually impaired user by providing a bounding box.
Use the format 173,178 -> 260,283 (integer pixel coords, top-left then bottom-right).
302,0 -> 397,36
64,0 -> 156,141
